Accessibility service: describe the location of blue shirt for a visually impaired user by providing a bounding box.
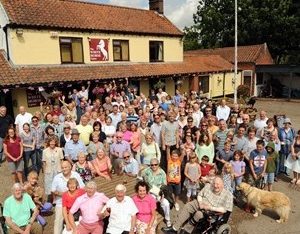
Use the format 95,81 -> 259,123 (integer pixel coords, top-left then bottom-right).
64,139 -> 87,160
249,149 -> 267,174
124,158 -> 139,175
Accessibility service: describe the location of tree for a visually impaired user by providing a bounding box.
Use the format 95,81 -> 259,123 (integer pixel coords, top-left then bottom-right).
184,0 -> 300,64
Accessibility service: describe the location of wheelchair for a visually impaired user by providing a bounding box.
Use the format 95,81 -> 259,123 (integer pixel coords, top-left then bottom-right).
180,210 -> 231,234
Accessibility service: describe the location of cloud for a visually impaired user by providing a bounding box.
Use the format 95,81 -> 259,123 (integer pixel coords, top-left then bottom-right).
85,0 -> 198,29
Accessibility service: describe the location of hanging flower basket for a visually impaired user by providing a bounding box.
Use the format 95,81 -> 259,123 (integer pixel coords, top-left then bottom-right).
153,80 -> 166,89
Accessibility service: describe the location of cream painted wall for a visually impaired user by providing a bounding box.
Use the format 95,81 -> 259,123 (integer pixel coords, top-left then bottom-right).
12,89 -> 40,116
140,79 -> 150,96
8,28 -> 183,65
0,3 -> 9,51
180,77 -> 190,94
204,72 -> 242,98
165,78 -> 175,96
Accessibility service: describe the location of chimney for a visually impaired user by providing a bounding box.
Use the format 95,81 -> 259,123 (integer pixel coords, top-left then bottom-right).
149,0 -> 164,14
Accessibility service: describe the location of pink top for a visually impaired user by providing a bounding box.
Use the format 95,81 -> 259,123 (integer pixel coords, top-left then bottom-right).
70,192 -> 109,224
131,131 -> 141,152
123,130 -> 133,143
90,156 -> 112,179
132,194 -> 156,223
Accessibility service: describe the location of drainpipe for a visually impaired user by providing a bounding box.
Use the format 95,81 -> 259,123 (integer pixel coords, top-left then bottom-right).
3,25 -> 10,61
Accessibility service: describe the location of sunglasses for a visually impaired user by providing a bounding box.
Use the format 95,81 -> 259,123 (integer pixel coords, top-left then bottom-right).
117,136 -> 123,138
32,120 -> 38,122
201,124 -> 208,127
123,156 -> 130,159
188,120 -> 193,123
150,164 -> 158,166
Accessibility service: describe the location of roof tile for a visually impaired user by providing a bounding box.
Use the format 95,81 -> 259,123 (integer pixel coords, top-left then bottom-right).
0,0 -> 183,36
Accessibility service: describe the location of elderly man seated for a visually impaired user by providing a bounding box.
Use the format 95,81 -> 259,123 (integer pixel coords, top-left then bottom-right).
142,158 -> 172,227
162,177 -> 233,234
3,183 -> 42,234
122,151 -> 139,177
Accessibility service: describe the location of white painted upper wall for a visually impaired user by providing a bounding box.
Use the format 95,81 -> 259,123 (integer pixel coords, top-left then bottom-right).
0,3 -> 9,52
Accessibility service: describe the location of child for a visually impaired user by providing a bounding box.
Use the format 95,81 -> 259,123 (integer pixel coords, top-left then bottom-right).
23,171 -> 52,226
226,130 -> 237,151
184,152 -> 201,202
181,134 -> 195,161
167,149 -> 182,211
230,150 -> 246,190
215,141 -> 234,171
199,155 -> 215,180
264,142 -> 279,191
222,163 -> 234,194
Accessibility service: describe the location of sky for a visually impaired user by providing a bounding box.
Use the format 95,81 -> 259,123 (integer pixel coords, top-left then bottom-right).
85,0 -> 199,29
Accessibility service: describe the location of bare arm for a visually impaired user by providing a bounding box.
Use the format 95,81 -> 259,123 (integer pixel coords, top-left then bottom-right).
5,216 -> 24,233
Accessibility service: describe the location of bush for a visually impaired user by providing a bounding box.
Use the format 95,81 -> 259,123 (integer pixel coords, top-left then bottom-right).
237,85 -> 250,98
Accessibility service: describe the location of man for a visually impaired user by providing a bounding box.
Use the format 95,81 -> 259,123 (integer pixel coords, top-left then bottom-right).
156,88 -> 168,103
216,99 -> 230,122
108,104 -> 122,128
150,114 -> 163,147
254,111 -> 268,136
161,112 -> 179,170
78,82 -> 90,101
64,129 -> 87,164
3,183 -> 42,234
51,161 -> 84,234
69,181 -> 109,234
192,103 -> 203,128
14,106 -> 33,135
127,105 -> 139,124
214,119 -> 229,151
142,158 -> 171,227
122,151 -> 139,177
103,184 -> 138,234
103,96 -> 113,113
182,117 -> 199,143
162,177 -> 233,234
51,114 -> 64,138
239,114 -> 253,132
76,115 -> 93,146
234,124 -> 248,152
0,106 -> 14,164
110,132 -> 131,173
30,116 -> 44,173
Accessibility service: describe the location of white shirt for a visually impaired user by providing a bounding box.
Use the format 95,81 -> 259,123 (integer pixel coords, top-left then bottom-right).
108,112 -> 122,128
254,118 -> 268,136
216,105 -> 231,121
193,110 -> 204,127
156,92 -> 168,103
150,122 -> 162,147
51,171 -> 84,207
106,196 -> 138,234
78,89 -> 89,100
15,112 -> 33,134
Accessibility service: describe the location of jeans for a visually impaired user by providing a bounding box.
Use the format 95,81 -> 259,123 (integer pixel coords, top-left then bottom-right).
0,137 -> 3,163
23,150 -> 37,177
35,148 -> 43,174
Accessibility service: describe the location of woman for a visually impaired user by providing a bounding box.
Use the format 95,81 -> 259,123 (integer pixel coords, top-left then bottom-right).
141,132 -> 161,165
89,149 -> 112,180
89,111 -> 99,126
20,123 -> 36,177
102,116 -> 116,144
42,136 -> 64,198
120,122 -> 132,143
87,132 -> 105,160
72,152 -> 93,183
3,127 -> 24,184
64,114 -> 76,129
130,123 -> 141,157
132,181 -> 157,234
285,129 -> 300,184
62,178 -> 85,233
44,125 -> 59,146
261,118 -> 278,142
139,118 -> 150,144
59,97 -> 77,122
60,124 -> 72,148
207,117 -> 219,135
195,133 -> 214,163
90,121 -> 106,143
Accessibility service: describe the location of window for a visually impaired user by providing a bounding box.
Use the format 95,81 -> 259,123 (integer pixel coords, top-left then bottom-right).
243,70 -> 253,87
113,40 -> 129,61
149,41 -> 163,62
60,37 -> 84,63
200,76 -> 209,93
256,72 -> 264,85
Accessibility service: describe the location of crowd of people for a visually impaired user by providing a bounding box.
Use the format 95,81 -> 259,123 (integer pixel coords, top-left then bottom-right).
0,82 -> 299,234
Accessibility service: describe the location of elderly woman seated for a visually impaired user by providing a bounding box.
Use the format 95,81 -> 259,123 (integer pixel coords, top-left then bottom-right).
89,149 -> 112,180
142,158 -> 172,227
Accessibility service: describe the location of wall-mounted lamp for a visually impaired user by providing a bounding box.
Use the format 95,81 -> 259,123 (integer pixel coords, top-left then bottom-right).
16,28 -> 23,36
50,31 -> 59,38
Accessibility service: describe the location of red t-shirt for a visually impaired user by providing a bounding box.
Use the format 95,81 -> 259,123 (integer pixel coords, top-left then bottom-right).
200,164 -> 214,177
62,188 -> 85,212
4,137 -> 21,162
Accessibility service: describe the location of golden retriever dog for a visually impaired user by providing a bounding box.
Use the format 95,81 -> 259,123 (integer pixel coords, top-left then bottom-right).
237,182 -> 291,223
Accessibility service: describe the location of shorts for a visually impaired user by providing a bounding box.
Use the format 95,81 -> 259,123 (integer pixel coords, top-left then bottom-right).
168,183 -> 181,196
264,173 -> 275,184
8,160 -> 24,173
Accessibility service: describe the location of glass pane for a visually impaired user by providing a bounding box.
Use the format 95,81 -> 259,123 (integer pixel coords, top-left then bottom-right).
158,42 -> 163,61
121,41 -> 129,61
72,40 -> 83,63
113,46 -> 121,60
61,44 -> 72,63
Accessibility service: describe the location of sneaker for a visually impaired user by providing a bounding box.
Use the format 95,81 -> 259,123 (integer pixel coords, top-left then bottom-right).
175,203 -> 180,211
166,220 -> 172,227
